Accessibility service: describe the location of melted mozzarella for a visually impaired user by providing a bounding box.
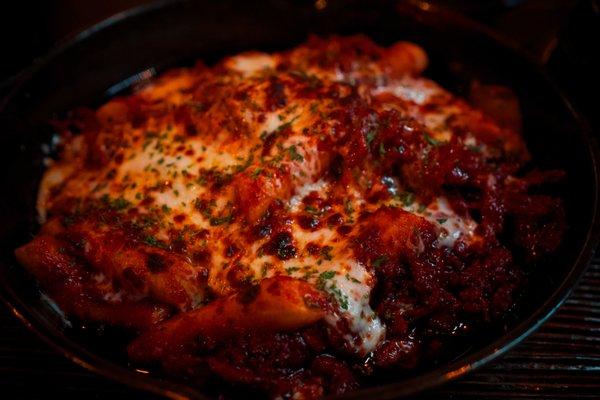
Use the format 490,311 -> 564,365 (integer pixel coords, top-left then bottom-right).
373,77 -> 441,105
38,41 -> 490,357
424,197 -> 478,247
226,52 -> 276,76
284,224 -> 385,355
373,77 -> 464,142
289,179 -> 329,210
380,176 -> 479,247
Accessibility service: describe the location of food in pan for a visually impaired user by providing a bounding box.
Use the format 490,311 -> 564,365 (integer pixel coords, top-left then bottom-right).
15,35 -> 565,398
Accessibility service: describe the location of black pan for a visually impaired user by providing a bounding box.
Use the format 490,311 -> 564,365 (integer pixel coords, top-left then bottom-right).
0,0 -> 598,398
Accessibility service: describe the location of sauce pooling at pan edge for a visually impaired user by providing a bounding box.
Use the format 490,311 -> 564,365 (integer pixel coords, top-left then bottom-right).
16,35 -> 565,399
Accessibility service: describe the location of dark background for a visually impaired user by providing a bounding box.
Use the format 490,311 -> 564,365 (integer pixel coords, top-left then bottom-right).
0,0 -> 599,398
1,0 -> 598,134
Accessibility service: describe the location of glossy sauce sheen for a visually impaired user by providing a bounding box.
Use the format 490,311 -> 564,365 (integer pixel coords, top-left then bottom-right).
16,36 -> 565,399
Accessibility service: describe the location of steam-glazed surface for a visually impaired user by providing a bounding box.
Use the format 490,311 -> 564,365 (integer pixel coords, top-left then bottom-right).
16,36 -> 565,399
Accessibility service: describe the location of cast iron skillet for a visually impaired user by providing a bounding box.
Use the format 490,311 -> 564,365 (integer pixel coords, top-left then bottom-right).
0,0 -> 598,398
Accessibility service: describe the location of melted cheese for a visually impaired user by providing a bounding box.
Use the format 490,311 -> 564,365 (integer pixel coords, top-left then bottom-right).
38,43 -> 490,356
227,52 -> 277,76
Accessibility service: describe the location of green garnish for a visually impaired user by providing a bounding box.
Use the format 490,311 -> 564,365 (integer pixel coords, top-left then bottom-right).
319,270 -> 336,280
288,145 -> 304,162
209,215 -> 233,226
250,168 -> 263,179
285,266 -> 301,275
305,205 -> 321,215
344,199 -> 354,216
397,191 -> 415,207
424,133 -> 443,147
320,246 -> 334,261
365,130 -> 377,145
372,255 -> 388,268
101,194 -> 130,211
276,115 -> 300,132
143,235 -> 168,249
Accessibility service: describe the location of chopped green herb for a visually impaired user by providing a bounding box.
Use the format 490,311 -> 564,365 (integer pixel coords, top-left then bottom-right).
320,246 -> 334,261
288,145 -> 304,162
289,70 -> 321,89
329,285 -> 349,310
113,197 -> 131,210
319,270 -> 336,280
365,130 -> 377,145
285,104 -> 299,115
285,266 -> 301,275
316,272 -> 349,310
424,133 -> 443,147
344,199 -> 354,216
305,205 -> 321,215
261,262 -> 271,277
209,215 -> 233,226
101,195 -> 130,211
276,115 -> 300,132
466,144 -> 482,153
302,267 -> 318,280
143,235 -> 168,249
268,153 -> 284,167
372,255 -> 388,268
397,191 -> 415,207
437,218 -> 448,224
234,154 -> 254,173
250,168 -> 263,179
